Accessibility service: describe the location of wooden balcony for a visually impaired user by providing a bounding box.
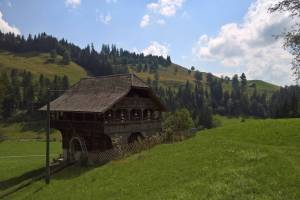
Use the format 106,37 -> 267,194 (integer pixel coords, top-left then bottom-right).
104,120 -> 162,134
50,119 -> 162,134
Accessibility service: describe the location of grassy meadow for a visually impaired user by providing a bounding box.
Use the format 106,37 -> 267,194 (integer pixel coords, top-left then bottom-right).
0,122 -> 61,140
0,50 -> 87,84
0,141 -> 61,197
1,118 -> 299,200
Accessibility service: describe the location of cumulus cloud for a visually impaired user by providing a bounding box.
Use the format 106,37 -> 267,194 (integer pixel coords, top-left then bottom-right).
193,0 -> 295,85
65,0 -> 81,8
143,41 -> 169,58
0,11 -> 20,35
140,15 -> 150,28
140,0 -> 185,28
97,13 -> 112,25
147,0 -> 185,17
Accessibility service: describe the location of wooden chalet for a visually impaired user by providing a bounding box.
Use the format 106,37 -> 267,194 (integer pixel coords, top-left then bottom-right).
40,73 -> 166,163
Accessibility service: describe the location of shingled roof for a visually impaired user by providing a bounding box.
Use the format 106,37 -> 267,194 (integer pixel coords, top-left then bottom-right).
40,73 -> 166,113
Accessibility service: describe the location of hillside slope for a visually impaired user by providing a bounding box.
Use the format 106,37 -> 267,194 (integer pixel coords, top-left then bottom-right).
4,118 -> 300,200
0,50 -> 87,84
0,50 -> 279,94
130,63 -> 280,95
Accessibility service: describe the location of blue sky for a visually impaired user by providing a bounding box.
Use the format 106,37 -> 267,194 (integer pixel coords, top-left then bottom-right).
0,0 -> 295,85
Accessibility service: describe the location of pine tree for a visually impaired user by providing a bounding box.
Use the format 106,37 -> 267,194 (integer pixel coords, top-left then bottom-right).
240,73 -> 249,115
62,75 -> 69,90
166,56 -> 171,64
0,72 -> 9,119
137,63 -> 143,72
62,49 -> 71,64
50,49 -> 57,62
194,70 -> 202,83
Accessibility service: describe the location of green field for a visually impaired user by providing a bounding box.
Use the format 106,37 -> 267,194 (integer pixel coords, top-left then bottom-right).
0,141 -> 61,197
0,50 -> 87,84
1,118 -> 299,200
0,122 -> 61,140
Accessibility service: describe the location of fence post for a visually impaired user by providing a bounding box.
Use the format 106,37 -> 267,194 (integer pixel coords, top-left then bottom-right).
45,88 -> 50,184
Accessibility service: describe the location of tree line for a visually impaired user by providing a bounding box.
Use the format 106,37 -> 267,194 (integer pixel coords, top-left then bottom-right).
148,72 -> 300,129
0,31 -> 171,76
0,31 -> 298,128
0,69 -> 69,120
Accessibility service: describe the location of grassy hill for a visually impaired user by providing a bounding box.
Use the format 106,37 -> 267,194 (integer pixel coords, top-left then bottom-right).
2,118 -> 299,199
130,64 -> 280,95
0,50 -> 279,95
0,50 -> 87,84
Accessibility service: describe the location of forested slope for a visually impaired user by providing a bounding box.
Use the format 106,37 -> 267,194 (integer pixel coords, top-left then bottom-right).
0,31 -> 298,128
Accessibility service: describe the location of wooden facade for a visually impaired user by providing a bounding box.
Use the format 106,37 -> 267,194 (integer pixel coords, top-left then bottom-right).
40,74 -> 166,163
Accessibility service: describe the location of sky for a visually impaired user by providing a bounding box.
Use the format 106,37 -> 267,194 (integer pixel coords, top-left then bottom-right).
0,0 -> 296,85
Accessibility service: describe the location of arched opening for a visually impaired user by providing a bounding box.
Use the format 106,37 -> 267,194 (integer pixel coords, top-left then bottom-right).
115,109 -> 129,122
128,132 -> 144,144
69,137 -> 87,161
104,110 -> 114,123
152,110 -> 161,120
143,109 -> 153,121
130,109 -> 142,121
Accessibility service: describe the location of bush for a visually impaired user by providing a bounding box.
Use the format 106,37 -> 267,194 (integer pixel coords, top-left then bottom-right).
163,108 -> 194,141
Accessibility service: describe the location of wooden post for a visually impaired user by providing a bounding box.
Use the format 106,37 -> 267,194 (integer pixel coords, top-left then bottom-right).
45,89 -> 50,184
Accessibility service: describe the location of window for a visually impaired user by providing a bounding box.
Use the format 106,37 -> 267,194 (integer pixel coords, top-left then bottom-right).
105,110 -> 114,123
115,109 -> 129,122
130,109 -> 142,121
143,109 -> 153,120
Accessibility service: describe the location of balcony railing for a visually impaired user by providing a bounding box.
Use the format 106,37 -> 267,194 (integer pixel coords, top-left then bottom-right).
50,119 -> 162,134
104,120 -> 162,134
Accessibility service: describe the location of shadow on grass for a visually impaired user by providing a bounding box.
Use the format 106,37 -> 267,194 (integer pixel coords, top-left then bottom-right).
51,158 -> 113,180
0,167 -> 44,191
52,165 -> 98,180
0,161 -> 110,199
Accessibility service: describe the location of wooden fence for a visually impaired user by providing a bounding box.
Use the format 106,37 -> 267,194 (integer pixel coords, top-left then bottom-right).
91,136 -> 163,165
90,131 -> 196,165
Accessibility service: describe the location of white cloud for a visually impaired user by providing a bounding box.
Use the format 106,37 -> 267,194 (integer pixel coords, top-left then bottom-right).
143,41 -> 169,58
193,0 -> 295,85
147,0 -> 185,17
65,0 -> 81,8
214,72 -> 237,79
140,0 -> 185,28
0,11 -> 20,35
97,13 -> 112,25
140,14 -> 150,28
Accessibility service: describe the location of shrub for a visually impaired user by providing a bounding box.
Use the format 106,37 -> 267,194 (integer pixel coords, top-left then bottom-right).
163,108 -> 194,140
